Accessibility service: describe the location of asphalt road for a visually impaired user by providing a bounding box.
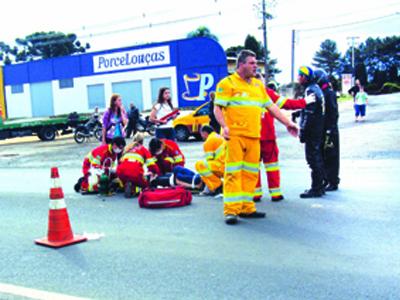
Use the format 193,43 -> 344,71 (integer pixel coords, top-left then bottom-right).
0,93 -> 399,300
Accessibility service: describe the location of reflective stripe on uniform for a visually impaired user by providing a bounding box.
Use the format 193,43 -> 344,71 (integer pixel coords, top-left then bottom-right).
276,96 -> 288,108
214,145 -> 224,160
146,157 -> 157,166
87,153 -> 101,167
254,187 -> 263,197
269,187 -> 282,197
198,168 -> 213,177
49,198 -> 67,210
164,157 -> 174,163
215,98 -> 269,108
214,98 -> 228,107
265,162 -> 279,172
174,155 -> 184,163
242,192 -> 255,202
122,153 -> 144,164
224,192 -> 254,203
243,161 -> 260,174
225,161 -> 243,173
215,96 -> 273,108
204,151 -> 214,160
223,192 -> 245,203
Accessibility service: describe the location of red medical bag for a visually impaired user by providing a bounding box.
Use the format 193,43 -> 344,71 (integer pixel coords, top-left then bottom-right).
138,186 -> 192,208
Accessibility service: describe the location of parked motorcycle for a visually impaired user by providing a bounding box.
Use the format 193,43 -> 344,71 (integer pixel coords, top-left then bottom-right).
74,114 -> 102,144
136,114 -> 156,136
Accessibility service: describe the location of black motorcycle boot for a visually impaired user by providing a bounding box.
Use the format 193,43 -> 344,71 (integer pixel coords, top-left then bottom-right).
300,189 -> 324,198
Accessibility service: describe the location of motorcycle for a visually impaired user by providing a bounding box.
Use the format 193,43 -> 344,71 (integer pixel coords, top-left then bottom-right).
73,114 -> 103,144
136,114 -> 156,136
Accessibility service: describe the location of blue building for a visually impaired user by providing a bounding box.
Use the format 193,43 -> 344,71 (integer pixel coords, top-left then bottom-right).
1,37 -> 228,118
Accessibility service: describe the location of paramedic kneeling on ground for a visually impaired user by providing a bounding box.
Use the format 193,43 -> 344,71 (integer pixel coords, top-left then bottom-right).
214,49 -> 298,225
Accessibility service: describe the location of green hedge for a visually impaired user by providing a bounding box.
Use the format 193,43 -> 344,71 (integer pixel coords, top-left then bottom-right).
381,82 -> 400,94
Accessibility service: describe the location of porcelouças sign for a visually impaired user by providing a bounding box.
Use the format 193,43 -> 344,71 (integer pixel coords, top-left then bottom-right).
92,46 -> 171,73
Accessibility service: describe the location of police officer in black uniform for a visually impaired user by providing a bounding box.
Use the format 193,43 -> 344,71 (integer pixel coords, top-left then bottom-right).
297,66 -> 325,198
314,69 -> 340,191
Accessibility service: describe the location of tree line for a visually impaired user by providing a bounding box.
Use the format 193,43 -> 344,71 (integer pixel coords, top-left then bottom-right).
0,32 -> 89,64
188,26 -> 399,93
313,36 -> 399,93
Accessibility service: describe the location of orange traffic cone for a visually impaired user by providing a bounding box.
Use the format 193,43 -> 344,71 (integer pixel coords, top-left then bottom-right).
35,167 -> 87,248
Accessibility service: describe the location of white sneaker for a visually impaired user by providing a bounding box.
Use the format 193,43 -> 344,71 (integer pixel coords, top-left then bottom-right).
214,193 -> 223,199
199,186 -> 212,196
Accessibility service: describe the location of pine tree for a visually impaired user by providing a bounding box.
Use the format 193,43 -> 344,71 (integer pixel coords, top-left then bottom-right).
312,39 -> 341,77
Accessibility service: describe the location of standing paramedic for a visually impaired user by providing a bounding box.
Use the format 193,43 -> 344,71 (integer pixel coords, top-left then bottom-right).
214,49 -> 298,225
253,78 -> 315,202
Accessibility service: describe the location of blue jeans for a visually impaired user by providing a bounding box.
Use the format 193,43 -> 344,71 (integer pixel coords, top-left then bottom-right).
173,166 -> 201,186
155,127 -> 176,141
354,104 -> 366,117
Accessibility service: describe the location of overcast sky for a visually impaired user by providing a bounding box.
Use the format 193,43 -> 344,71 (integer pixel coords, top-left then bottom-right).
1,0 -> 399,83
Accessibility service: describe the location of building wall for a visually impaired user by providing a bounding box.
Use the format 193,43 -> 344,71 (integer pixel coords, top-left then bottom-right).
5,84 -> 32,118
5,66 -> 178,118
3,38 -> 227,118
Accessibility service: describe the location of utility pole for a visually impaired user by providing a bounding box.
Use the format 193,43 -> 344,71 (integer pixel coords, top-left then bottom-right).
261,0 -> 268,84
291,29 -> 295,83
347,36 -> 359,70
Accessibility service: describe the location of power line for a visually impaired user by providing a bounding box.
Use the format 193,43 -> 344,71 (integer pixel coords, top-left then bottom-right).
78,11 -> 221,39
299,13 -> 400,40
72,9 -> 174,32
269,2 -> 400,29
300,12 -> 399,32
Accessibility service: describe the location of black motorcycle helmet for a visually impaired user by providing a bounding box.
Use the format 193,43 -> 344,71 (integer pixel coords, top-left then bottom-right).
314,69 -> 329,86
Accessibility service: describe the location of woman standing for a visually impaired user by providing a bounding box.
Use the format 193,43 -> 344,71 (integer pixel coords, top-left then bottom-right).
354,85 -> 368,122
149,87 -> 176,140
102,94 -> 128,144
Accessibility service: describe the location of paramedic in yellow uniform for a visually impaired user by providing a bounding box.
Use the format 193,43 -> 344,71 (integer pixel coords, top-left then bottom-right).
195,125 -> 225,195
214,50 -> 298,225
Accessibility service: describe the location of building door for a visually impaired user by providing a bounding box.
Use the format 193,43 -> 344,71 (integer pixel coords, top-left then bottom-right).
30,81 -> 54,117
112,80 -> 143,112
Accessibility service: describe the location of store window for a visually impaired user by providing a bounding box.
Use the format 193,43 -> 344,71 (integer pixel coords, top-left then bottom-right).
112,80 -> 143,111
59,78 -> 74,89
11,84 -> 24,94
150,77 -> 171,103
87,84 -> 105,109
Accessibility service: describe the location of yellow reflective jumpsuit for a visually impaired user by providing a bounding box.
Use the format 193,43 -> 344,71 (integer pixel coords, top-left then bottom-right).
215,72 -> 273,216
195,132 -> 225,191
